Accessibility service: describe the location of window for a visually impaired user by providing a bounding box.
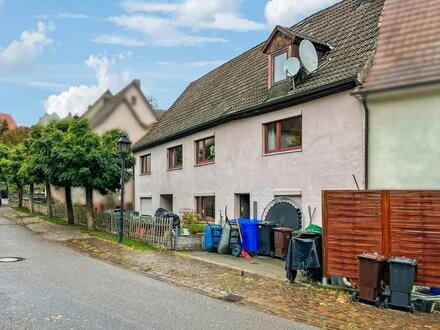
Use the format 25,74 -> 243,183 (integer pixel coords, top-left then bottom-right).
131,96 -> 137,105
168,145 -> 183,170
273,51 -> 288,83
264,116 -> 302,154
196,196 -> 215,220
140,197 -> 152,216
140,154 -> 151,174
195,137 -> 215,164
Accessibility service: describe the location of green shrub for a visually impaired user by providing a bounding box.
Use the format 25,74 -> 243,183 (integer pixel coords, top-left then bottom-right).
189,223 -> 205,234
182,211 -> 200,228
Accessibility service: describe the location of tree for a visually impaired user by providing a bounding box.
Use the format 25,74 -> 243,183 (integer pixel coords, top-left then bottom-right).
0,120 -> 8,138
0,144 -> 29,207
1,126 -> 30,147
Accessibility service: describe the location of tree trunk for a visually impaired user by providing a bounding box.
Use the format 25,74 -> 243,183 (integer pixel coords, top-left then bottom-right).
65,184 -> 74,225
29,183 -> 34,214
85,185 -> 95,230
18,185 -> 23,208
46,184 -> 53,217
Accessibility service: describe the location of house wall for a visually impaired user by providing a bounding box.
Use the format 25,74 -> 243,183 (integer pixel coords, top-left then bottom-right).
368,84 -> 440,189
134,91 -> 365,226
51,84 -> 157,209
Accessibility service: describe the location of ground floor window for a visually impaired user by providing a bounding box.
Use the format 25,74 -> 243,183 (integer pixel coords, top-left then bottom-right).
195,196 -> 215,221
140,197 -> 152,216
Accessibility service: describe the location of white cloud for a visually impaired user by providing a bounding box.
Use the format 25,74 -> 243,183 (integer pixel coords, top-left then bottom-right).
264,0 -> 339,27
97,0 -> 264,47
0,0 -> 5,11
106,15 -> 227,46
43,54 -> 131,118
58,13 -> 90,19
92,34 -> 146,47
121,1 -> 179,13
0,22 -> 54,76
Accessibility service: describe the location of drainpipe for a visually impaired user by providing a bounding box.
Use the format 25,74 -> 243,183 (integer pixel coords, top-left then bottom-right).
361,93 -> 369,190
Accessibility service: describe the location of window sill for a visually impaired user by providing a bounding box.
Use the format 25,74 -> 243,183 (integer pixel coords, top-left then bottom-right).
194,161 -> 215,167
262,148 -> 302,157
167,167 -> 183,172
140,172 -> 151,176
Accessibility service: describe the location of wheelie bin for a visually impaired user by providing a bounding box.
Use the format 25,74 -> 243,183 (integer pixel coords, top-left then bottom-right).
258,222 -> 277,256
238,219 -> 260,255
352,253 -> 388,306
385,257 -> 418,313
273,227 -> 294,259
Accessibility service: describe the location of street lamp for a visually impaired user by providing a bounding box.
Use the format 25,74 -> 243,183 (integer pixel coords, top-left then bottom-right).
117,133 -> 132,243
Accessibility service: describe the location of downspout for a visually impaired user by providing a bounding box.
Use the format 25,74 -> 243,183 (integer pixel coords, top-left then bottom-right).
361,93 -> 369,190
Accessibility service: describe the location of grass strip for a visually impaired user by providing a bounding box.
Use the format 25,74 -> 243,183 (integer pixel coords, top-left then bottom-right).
81,228 -> 156,252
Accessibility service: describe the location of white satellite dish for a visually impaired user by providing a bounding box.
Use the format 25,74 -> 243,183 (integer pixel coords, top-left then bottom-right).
299,39 -> 318,74
283,57 -> 300,77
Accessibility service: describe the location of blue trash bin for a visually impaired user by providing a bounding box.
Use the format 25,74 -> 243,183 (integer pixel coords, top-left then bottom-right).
238,219 -> 260,255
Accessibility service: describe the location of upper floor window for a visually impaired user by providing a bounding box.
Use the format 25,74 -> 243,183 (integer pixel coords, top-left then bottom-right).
195,137 -> 215,164
168,145 -> 183,170
273,51 -> 288,84
131,96 -> 137,105
264,116 -> 302,154
140,154 -> 151,174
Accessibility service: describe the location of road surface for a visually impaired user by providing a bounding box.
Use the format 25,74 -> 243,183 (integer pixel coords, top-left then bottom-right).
0,216 -> 313,330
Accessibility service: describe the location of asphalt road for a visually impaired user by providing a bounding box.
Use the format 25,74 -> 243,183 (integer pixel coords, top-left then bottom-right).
0,216 -> 313,330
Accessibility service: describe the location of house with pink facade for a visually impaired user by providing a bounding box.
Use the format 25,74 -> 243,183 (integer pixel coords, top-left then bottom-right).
132,0 -> 384,225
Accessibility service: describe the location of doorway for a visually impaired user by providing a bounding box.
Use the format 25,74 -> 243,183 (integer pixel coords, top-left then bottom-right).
235,193 -> 250,219
160,194 -> 173,212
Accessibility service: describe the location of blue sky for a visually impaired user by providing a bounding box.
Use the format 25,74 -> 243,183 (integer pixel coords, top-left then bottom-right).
0,0 -> 338,126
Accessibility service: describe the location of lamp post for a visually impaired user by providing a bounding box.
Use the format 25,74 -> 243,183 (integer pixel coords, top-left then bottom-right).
117,133 -> 132,243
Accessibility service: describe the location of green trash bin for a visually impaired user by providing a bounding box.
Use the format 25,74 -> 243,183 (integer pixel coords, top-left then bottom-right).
385,257 -> 417,313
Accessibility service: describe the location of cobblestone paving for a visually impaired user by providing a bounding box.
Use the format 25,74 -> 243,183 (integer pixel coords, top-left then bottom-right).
1,206 -> 439,330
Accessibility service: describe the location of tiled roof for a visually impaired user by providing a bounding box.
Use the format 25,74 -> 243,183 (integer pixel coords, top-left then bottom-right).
0,112 -> 17,129
363,0 -> 440,92
134,0 -> 384,151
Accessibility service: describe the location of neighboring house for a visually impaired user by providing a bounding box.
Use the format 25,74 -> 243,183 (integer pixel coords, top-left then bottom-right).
37,112 -> 61,126
51,79 -> 160,210
0,112 -> 17,129
355,0 -> 440,189
132,0 -> 384,224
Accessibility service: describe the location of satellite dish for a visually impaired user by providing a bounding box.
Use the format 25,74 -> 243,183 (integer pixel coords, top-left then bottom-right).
299,39 -> 318,74
283,57 -> 300,77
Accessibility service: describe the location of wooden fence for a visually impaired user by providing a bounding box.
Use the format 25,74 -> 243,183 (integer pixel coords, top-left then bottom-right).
322,190 -> 440,286
95,212 -> 174,247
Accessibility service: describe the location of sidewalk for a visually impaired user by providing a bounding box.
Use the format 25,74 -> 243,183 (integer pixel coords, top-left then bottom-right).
1,206 -> 439,330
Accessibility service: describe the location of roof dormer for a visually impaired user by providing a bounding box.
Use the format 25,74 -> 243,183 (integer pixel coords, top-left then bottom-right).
262,26 -> 331,98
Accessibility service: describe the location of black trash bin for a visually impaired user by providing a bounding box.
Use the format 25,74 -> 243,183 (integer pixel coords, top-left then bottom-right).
385,257 -> 417,313
258,222 -> 277,256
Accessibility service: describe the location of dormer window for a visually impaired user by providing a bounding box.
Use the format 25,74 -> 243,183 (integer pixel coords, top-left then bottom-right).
273,51 -> 288,83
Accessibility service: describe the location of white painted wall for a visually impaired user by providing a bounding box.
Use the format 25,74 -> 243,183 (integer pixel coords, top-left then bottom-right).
368,84 -> 440,189
135,91 -> 365,226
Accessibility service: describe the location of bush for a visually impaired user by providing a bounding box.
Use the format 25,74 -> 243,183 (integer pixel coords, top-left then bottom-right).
182,211 -> 200,228
189,223 -> 205,234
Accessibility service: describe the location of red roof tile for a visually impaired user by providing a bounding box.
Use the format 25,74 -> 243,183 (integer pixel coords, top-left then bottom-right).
363,0 -> 440,91
0,112 -> 17,129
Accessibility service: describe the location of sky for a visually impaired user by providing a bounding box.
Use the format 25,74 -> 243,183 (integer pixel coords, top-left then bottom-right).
0,0 -> 338,126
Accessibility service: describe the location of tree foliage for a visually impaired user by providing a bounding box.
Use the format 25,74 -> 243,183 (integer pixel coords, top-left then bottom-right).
1,126 -> 31,147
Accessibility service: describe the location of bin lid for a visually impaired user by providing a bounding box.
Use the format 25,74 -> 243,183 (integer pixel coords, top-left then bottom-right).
388,256 -> 417,266
357,253 -> 387,262
273,227 -> 294,232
